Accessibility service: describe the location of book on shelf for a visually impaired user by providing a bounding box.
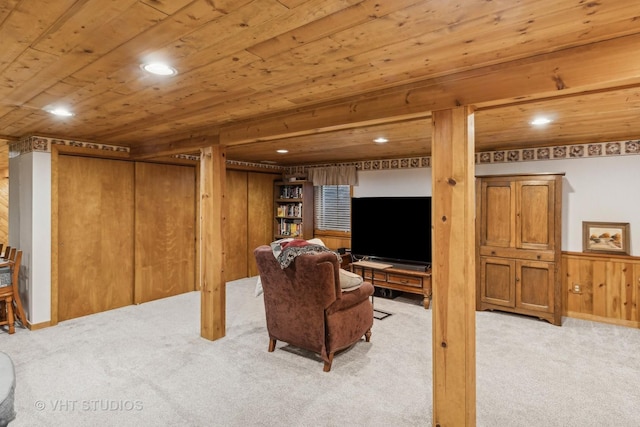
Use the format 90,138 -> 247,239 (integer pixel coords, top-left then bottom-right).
279,185 -> 303,199
276,219 -> 303,237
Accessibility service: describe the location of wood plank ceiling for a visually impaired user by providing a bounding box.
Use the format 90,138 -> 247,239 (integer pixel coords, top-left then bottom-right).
1,0 -> 640,166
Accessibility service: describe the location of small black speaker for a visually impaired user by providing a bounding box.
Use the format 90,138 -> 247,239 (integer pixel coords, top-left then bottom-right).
374,287 -> 400,299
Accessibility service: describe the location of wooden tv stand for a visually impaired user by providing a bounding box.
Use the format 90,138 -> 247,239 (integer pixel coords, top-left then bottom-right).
350,261 -> 432,309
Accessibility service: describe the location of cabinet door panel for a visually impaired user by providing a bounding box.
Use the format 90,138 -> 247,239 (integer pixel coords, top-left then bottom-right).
517,180 -> 554,250
480,257 -> 515,307
480,181 -> 513,248
516,260 -> 554,312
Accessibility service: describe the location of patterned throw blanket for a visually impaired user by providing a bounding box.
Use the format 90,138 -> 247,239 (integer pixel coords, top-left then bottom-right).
0,352 -> 16,427
270,238 -> 340,269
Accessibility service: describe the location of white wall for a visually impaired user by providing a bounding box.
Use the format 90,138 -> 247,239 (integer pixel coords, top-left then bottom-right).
355,155 -> 640,256
9,151 -> 52,324
354,168 -> 432,197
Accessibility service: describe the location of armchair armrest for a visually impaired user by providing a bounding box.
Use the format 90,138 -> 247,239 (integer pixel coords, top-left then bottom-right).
326,282 -> 374,314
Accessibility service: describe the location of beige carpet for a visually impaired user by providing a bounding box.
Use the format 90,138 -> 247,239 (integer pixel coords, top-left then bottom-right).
1,276 -> 639,426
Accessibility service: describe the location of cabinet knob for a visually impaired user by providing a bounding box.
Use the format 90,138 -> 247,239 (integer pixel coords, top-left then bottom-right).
491,251 -> 496,256
515,277 -> 520,282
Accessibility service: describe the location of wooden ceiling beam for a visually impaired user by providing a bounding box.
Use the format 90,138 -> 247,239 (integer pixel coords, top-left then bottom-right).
219,32 -> 640,146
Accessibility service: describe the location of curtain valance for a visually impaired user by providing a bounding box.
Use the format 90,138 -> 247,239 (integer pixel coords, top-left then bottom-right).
307,165 -> 358,186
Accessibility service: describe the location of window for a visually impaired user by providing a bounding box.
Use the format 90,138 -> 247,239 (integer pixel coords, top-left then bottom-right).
314,185 -> 351,232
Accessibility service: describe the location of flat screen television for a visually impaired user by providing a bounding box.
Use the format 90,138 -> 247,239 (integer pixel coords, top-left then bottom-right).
351,196 -> 432,270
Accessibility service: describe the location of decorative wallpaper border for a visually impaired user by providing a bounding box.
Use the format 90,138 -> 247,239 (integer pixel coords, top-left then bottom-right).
9,135 -> 640,171
225,159 -> 284,171
286,157 -> 431,175
8,136 -> 286,171
50,138 -> 129,153
173,154 -> 200,162
9,135 -> 130,158
10,136 -> 51,157
289,139 -> 640,173
476,140 -> 640,164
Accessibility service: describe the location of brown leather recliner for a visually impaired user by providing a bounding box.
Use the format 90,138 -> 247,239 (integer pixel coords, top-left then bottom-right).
254,245 -> 374,372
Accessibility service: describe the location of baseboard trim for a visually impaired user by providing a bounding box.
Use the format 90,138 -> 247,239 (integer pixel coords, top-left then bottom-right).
27,320 -> 52,331
565,311 -> 640,329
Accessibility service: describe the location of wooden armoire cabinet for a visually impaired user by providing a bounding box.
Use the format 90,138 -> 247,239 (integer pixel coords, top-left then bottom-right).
476,173 -> 564,325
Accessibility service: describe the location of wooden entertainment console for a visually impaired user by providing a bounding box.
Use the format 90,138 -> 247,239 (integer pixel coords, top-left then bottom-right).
349,260 -> 432,309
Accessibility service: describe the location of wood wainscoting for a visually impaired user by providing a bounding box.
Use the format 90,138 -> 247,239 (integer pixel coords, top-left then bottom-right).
313,230 -> 351,251
562,252 -> 640,328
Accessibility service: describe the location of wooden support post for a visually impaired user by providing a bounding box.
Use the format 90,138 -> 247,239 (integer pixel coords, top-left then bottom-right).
200,145 -> 226,341
431,106 -> 476,426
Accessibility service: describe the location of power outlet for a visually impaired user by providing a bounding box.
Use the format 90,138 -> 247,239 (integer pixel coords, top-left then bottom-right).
572,283 -> 581,293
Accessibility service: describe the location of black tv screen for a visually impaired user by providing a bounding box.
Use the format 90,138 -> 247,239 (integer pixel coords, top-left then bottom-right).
351,196 -> 432,267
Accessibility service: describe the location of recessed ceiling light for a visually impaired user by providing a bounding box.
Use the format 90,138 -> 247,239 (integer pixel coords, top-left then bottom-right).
530,117 -> 552,126
373,137 -> 388,144
142,62 -> 177,76
276,149 -> 289,154
45,107 -> 74,117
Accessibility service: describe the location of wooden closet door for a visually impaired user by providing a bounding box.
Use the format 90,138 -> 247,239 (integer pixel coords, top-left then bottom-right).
247,173 -> 276,277
225,170 -> 249,281
135,162 -> 196,303
226,170 -> 277,280
58,155 -> 134,321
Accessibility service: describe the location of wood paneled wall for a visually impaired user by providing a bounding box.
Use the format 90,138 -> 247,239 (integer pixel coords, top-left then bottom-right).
563,252 -> 640,328
0,142 -> 8,244
0,168 -> 7,245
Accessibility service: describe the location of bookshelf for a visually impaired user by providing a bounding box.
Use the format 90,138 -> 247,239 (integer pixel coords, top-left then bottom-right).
273,181 -> 314,241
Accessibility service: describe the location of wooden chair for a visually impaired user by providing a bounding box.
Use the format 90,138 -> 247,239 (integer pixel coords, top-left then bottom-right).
0,250 -> 25,334
1,246 -> 10,260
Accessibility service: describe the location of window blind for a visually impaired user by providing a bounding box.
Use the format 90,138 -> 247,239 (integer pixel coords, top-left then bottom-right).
314,185 -> 351,232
